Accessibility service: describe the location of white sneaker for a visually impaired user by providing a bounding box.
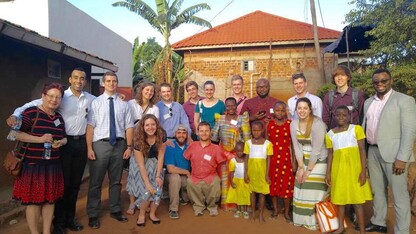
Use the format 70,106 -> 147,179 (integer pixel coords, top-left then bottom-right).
243,211 -> 249,219
209,209 -> 218,216
233,211 -> 241,218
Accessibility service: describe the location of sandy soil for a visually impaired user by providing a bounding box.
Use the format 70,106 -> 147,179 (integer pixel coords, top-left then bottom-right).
2,171 -> 416,234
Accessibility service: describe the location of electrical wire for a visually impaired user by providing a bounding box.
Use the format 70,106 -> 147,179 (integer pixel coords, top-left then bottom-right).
196,0 -> 234,33
317,0 -> 325,28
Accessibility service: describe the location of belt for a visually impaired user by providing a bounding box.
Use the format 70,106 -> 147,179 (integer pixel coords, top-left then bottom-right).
368,143 -> 378,147
99,137 -> 124,142
67,134 -> 86,140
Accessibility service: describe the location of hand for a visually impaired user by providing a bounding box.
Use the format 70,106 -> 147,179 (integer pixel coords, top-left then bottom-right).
165,140 -> 174,148
265,175 -> 270,184
40,133 -> 53,143
88,149 -> 96,160
325,173 -> 331,186
119,93 -> 126,100
52,138 -> 66,148
301,170 -> 311,184
295,168 -> 304,183
146,184 -> 156,195
6,115 -> 17,128
224,151 -> 235,160
123,148 -> 132,159
255,111 -> 266,120
244,175 -> 250,184
393,159 -> 406,175
358,171 -> 366,186
156,177 -> 163,187
231,182 -> 236,189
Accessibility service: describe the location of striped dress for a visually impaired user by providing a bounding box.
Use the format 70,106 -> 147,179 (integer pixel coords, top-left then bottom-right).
292,131 -> 328,229
13,106 -> 65,205
211,113 -> 251,210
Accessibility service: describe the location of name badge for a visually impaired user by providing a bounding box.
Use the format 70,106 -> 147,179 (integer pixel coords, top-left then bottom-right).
230,119 -> 238,126
163,113 -> 171,120
203,154 -> 212,161
270,108 -> 274,114
54,119 -> 61,127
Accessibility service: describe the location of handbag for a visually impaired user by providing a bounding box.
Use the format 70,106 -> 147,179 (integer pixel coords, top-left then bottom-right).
3,146 -> 23,176
315,199 -> 347,233
3,108 -> 40,176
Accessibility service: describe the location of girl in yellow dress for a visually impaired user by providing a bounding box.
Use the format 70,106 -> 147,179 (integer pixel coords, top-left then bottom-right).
325,105 -> 372,234
244,121 -> 273,223
226,142 -> 251,219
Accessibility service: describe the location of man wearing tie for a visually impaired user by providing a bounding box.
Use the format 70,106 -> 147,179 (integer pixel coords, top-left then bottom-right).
86,71 -> 134,229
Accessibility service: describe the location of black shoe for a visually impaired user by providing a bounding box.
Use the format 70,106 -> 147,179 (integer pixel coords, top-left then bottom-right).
88,217 -> 100,229
52,225 -> 66,234
110,212 -> 128,223
66,219 -> 83,231
362,222 -> 387,233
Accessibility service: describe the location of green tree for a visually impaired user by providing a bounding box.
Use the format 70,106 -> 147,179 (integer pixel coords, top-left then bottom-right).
345,0 -> 416,65
132,37 -> 162,86
113,0 -> 212,84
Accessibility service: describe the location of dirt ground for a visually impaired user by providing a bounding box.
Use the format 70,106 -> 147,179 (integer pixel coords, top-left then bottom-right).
2,171 -> 416,234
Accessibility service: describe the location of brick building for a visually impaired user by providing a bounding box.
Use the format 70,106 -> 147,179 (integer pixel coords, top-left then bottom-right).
172,11 -> 340,102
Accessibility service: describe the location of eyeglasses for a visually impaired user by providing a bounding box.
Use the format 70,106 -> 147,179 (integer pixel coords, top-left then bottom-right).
168,108 -> 173,116
45,93 -> 62,101
372,78 -> 391,85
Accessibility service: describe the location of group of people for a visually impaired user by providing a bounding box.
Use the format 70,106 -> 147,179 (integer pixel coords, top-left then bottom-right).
6,65 -> 416,234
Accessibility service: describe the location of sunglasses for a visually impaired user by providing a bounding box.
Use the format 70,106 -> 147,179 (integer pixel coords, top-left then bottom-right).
372,78 -> 390,85
168,108 -> 173,116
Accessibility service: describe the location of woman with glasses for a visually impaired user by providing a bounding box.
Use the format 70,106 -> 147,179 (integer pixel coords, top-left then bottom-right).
126,81 -> 159,215
12,83 -> 67,234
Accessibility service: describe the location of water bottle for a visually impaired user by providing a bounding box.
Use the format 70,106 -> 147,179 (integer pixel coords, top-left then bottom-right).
43,142 -> 52,160
154,186 -> 162,205
6,115 -> 22,141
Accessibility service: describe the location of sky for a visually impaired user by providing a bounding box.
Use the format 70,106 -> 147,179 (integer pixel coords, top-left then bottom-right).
67,0 -> 354,45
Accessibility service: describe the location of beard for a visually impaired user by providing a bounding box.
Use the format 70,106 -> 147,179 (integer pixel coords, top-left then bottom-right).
176,137 -> 187,146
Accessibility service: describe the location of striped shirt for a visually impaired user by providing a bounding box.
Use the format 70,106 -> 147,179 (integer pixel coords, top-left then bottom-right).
19,107 -> 66,164
88,93 -> 134,142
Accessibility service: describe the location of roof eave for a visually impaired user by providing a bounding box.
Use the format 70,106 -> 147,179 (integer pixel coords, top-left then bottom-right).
173,39 -> 337,51
0,20 -> 118,72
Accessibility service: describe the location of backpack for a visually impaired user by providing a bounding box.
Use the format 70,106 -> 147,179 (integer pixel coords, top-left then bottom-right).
329,88 -> 359,126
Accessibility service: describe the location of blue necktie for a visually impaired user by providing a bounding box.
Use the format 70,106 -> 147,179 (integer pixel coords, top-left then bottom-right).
109,97 -> 116,146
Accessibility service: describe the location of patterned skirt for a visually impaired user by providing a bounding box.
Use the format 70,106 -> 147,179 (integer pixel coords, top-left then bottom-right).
13,161 -> 64,205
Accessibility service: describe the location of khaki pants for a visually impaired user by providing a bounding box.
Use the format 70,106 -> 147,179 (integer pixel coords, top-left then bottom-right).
187,176 -> 220,213
167,174 -> 189,211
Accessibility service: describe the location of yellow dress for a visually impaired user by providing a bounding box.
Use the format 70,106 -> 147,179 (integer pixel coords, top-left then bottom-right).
325,124 -> 373,205
244,140 -> 273,194
225,158 -> 251,205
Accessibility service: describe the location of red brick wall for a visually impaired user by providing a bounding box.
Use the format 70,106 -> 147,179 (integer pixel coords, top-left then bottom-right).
181,44 -> 336,103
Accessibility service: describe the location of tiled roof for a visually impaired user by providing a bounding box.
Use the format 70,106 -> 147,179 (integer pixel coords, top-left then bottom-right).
172,10 -> 340,49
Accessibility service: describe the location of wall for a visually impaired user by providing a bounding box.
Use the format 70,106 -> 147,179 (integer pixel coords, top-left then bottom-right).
182,44 -> 336,103
0,0 -> 132,88
49,0 -> 133,88
0,37 -> 91,201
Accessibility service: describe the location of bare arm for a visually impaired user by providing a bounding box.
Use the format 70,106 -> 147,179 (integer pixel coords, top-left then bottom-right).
86,125 -> 95,160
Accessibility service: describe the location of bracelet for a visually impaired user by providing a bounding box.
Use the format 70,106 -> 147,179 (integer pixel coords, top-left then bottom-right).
307,168 -> 313,172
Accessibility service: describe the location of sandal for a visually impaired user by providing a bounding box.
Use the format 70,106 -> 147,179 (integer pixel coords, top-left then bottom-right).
126,203 -> 136,215
284,214 -> 293,223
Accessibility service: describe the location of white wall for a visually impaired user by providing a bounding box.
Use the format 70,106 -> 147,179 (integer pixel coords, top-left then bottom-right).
0,0 -> 133,88
0,0 -> 49,36
49,0 -> 132,87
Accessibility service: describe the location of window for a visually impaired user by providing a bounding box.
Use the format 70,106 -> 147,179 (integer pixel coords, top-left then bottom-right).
243,60 -> 254,72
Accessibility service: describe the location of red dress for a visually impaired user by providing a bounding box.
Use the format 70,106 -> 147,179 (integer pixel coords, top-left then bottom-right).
267,119 -> 294,198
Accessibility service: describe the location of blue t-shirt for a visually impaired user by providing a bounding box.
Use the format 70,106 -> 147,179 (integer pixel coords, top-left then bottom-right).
164,140 -> 190,171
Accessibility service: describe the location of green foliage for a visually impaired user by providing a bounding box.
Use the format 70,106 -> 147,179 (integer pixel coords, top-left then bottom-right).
132,37 -> 162,86
317,64 -> 416,99
345,0 -> 416,65
113,0 -> 212,84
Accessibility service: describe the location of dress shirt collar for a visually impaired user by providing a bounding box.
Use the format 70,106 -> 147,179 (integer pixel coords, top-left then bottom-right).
374,89 -> 393,101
